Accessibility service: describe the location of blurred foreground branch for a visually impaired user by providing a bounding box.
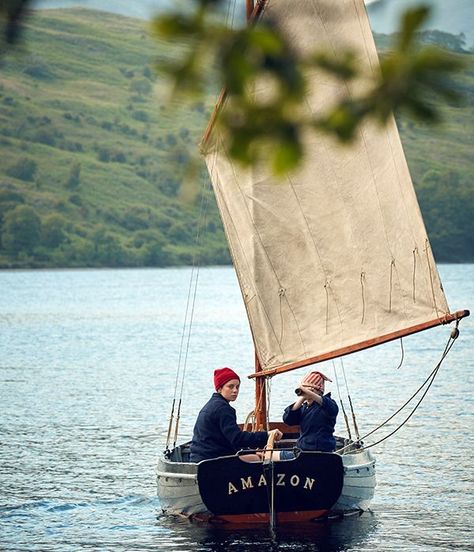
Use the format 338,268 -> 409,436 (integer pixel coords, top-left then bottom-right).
0,0 -> 32,52
152,0 -> 466,174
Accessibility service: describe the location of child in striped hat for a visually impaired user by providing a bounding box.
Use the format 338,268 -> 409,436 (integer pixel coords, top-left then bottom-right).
278,370 -> 338,460
298,371 -> 332,394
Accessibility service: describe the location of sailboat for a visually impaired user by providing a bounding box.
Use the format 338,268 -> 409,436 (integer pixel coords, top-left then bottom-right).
156,0 -> 469,524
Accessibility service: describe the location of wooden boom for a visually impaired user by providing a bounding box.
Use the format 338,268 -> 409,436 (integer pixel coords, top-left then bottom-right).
249,309 -> 470,379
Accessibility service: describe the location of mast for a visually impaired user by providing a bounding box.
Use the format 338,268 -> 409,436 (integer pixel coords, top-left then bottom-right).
246,0 -> 254,21
244,0 -> 267,430
254,352 -> 267,429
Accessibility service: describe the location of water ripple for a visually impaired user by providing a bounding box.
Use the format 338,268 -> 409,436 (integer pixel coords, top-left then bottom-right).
0,266 -> 472,551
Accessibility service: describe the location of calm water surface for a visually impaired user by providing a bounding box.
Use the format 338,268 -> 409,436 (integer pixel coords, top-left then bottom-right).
0,265 -> 473,551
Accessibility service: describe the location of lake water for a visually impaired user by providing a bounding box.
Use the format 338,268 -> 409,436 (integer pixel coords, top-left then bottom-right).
0,265 -> 473,551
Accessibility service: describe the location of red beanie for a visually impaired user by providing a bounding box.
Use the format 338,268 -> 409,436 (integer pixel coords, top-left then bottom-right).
300,371 -> 332,393
214,367 -> 240,391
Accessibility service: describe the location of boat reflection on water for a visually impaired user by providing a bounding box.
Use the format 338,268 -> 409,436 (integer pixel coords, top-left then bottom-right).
156,511 -> 378,552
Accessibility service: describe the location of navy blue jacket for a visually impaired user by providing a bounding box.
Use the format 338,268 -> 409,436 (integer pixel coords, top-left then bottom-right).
189,393 -> 268,463
283,393 -> 338,452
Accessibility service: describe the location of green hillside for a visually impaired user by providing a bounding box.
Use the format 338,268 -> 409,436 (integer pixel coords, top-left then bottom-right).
0,8 -> 473,268
0,8 -> 226,268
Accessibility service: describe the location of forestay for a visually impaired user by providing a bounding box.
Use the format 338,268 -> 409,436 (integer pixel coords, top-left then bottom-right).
203,0 -> 450,372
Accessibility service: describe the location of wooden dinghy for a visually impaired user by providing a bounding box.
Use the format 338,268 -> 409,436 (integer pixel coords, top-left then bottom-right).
157,0 -> 469,528
157,432 -> 375,523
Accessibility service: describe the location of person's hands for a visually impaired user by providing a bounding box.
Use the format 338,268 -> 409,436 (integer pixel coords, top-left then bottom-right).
270,428 -> 283,441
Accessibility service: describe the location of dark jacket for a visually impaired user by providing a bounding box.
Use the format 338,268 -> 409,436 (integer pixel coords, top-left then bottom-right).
189,393 -> 268,462
283,392 -> 338,452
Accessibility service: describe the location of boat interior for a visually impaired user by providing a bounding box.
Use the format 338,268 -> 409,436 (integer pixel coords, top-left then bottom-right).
165,431 -> 361,463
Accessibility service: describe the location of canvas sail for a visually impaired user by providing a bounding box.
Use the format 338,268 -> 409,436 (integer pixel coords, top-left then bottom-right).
203,0 -> 452,373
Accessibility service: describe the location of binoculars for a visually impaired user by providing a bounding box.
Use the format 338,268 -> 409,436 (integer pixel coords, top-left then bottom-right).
294,388 -> 304,396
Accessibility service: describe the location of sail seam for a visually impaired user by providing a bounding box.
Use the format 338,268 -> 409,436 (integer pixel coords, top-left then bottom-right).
352,0 -> 377,75
424,238 -> 440,316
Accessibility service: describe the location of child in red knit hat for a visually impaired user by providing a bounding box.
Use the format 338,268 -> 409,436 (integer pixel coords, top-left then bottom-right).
190,367 -> 282,462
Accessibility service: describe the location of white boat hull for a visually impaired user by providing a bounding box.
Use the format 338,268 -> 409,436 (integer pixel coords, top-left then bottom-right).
156,441 -> 376,521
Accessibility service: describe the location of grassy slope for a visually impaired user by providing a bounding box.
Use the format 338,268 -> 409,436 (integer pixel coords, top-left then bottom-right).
0,8 -> 225,267
0,8 -> 472,267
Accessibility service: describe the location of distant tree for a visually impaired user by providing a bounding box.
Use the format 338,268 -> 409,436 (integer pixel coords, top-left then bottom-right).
417,169 -> 474,262
165,133 -> 177,147
130,78 -> 152,97
112,151 -> 126,163
158,177 -> 180,197
91,228 -> 124,266
0,189 -> 24,204
23,56 -> 55,80
142,241 -> 171,267
6,157 -> 37,181
179,127 -> 191,142
97,148 -> 110,162
65,161 -> 81,190
42,214 -> 67,248
32,127 -> 58,146
132,110 -> 149,122
2,205 -> 42,255
143,66 -> 154,80
0,190 -> 25,248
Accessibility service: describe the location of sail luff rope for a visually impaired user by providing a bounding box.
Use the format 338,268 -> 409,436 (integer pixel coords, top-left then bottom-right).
336,323 -> 459,453
425,238 -> 440,316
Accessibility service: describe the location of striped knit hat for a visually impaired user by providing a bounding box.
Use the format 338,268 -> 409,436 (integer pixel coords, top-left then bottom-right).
300,371 -> 332,393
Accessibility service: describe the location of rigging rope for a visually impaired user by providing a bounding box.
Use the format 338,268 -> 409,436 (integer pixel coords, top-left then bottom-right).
166,0 -> 241,450
336,323 -> 460,454
165,174 -> 212,450
265,377 -> 272,431
332,360 -> 352,440
340,357 -> 361,441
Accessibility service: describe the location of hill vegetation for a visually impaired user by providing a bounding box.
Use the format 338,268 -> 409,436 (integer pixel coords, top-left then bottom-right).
0,8 -> 473,268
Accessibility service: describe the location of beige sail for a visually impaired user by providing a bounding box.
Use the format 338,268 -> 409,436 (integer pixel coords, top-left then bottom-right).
204,0 -> 451,372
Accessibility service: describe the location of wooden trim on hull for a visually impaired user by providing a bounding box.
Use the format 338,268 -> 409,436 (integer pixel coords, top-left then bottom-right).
192,509 -> 329,524
249,309 -> 470,378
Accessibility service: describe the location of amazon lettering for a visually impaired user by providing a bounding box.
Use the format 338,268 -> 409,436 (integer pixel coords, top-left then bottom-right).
227,473 -> 316,495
